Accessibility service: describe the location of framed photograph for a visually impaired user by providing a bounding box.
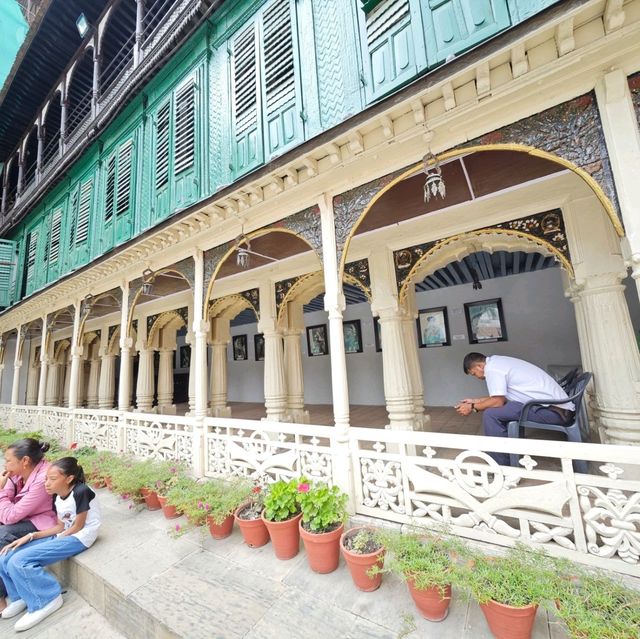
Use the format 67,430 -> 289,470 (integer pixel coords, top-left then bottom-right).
254,333 -> 265,361
373,316 -> 382,352
417,307 -> 450,348
343,319 -> 363,354
179,344 -> 191,369
464,298 -> 507,344
232,334 -> 248,361
306,324 -> 328,357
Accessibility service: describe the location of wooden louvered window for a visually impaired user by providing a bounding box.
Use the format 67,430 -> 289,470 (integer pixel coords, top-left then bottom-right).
116,140 -> 133,215
75,179 -> 92,245
26,231 -> 38,283
174,84 -> 195,174
263,0 -> 295,121
47,209 -> 62,264
155,102 -> 170,190
104,155 -> 116,222
232,25 -> 258,144
68,190 -> 78,250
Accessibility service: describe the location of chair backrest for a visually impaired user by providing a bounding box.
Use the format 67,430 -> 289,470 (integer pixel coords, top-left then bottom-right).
571,372 -> 593,441
558,367 -> 579,392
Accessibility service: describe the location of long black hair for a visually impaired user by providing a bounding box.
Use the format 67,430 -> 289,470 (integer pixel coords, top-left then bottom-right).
7,438 -> 50,465
51,457 -> 86,486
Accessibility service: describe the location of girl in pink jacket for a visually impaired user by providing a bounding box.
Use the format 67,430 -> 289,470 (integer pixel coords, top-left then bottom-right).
0,438 -> 57,613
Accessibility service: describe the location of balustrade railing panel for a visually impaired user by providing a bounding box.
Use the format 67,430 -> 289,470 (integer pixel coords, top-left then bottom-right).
349,428 -> 640,576
74,409 -> 120,452
204,418 -> 335,484
122,412 -> 195,466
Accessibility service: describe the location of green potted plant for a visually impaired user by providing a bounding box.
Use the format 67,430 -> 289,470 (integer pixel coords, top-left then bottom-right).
138,460 -> 183,511
297,480 -> 348,574
165,476 -> 202,524
340,527 -> 385,591
202,478 -> 252,540
110,456 -> 148,503
377,529 -> 463,622
234,485 -> 270,548
554,568 -> 640,638
154,465 -> 184,519
261,477 -> 303,559
461,544 -> 557,639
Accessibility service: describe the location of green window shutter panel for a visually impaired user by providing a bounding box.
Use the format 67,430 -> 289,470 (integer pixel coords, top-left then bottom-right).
422,0 -> 511,63
25,229 -> 39,294
104,154 -> 116,223
116,140 -> 134,216
154,101 -> 171,221
231,22 -> 262,176
47,208 -> 62,281
362,0 -> 417,101
0,239 -> 16,307
76,179 -> 93,246
261,0 -> 301,158
67,189 -> 79,254
174,80 -> 199,209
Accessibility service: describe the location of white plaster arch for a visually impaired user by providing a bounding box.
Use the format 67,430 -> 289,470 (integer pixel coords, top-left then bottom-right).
147,311 -> 187,349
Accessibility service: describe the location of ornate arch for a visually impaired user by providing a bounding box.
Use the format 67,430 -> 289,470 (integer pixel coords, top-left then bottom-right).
53,339 -> 70,364
208,294 -> 258,324
146,310 -> 187,348
336,92 -> 623,281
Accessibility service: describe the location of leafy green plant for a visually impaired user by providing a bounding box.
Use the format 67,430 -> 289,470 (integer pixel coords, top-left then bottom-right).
461,544 -> 557,608
147,461 -> 184,496
80,450 -> 122,484
554,568 -> 640,639
375,529 -> 464,595
110,456 -> 148,500
297,480 -> 348,533
262,477 -> 302,522
342,528 -> 383,555
203,478 -> 252,525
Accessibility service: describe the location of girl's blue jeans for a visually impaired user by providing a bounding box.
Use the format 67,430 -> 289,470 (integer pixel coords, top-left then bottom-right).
0,535 -> 87,612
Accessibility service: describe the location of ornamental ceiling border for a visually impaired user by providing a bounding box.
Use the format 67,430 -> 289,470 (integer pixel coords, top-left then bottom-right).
394,210 -> 571,300
630,72 -> 640,129
458,91 -> 621,232
146,306 -> 188,337
267,204 -> 324,262
344,258 -> 371,301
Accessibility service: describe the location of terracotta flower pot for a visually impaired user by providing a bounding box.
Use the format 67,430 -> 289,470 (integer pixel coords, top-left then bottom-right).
140,488 -> 161,511
157,495 -> 182,520
480,600 -> 538,639
340,528 -> 385,591
104,476 -> 113,491
235,504 -> 270,548
261,512 -> 302,560
299,521 -> 344,574
407,578 -> 452,622
207,514 -> 234,539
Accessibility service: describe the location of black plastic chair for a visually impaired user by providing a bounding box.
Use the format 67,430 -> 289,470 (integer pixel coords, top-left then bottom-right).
507,372 -> 592,473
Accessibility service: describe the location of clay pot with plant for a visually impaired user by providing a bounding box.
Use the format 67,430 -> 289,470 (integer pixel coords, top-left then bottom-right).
261,478 -> 303,559
461,544 -> 558,639
202,478 -> 252,540
235,485 -> 270,548
378,529 -> 463,622
297,480 -> 348,574
340,527 -> 385,591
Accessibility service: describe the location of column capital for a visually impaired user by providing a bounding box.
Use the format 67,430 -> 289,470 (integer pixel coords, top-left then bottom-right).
577,271 -> 626,295
119,336 -> 134,350
70,346 -> 83,358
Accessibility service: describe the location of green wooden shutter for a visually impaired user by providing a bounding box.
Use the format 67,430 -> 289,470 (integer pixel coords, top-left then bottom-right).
362,0 -> 416,101
422,0 -> 510,63
76,179 -> 92,246
174,81 -> 198,208
47,208 -> 62,281
154,101 -> 171,221
231,23 -> 262,176
67,188 -> 79,255
104,154 -> 116,224
0,239 -> 17,307
261,0 -> 301,158
116,140 -> 133,217
25,229 -> 39,294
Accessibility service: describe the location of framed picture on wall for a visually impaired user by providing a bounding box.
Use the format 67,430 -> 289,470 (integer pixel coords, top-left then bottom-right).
254,333 -> 265,361
232,334 -> 248,360
306,324 -> 328,356
417,307 -> 450,347
373,316 -> 382,352
464,298 -> 507,344
343,319 -> 363,353
179,344 -> 190,369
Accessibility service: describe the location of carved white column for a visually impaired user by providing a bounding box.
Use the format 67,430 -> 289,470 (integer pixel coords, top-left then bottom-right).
284,301 -> 308,424
91,50 -> 101,118
156,348 -> 175,412
37,315 -> 48,406
133,0 -> 145,66
68,304 -> 82,409
11,327 -> 25,406
45,363 -> 60,406
86,355 -> 100,408
595,70 -> 640,301
98,354 -> 116,409
118,281 -> 133,411
209,339 -> 231,417
186,333 -> 196,414
135,347 -> 155,412
25,361 -> 39,405
192,249 -> 207,477
62,354 -> 72,407
35,122 -> 44,184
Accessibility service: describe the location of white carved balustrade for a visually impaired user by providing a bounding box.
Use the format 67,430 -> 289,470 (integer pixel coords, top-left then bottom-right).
74,409 -> 120,452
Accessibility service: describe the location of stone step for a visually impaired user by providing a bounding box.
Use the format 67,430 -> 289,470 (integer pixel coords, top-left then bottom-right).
0,587 -> 125,639
43,488 -> 567,639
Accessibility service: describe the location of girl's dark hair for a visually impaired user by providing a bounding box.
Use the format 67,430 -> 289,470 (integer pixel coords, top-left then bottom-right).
51,457 -> 86,485
7,438 -> 50,465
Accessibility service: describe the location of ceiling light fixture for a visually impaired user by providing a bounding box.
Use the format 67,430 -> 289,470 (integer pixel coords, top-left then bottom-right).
76,13 -> 90,38
422,150 -> 446,203
142,268 -> 155,295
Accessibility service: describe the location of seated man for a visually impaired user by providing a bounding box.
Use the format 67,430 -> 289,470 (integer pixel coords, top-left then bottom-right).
456,352 -> 574,466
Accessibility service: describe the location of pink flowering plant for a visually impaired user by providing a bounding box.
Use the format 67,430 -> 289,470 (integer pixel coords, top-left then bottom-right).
263,477 -> 303,522
297,480 -> 348,534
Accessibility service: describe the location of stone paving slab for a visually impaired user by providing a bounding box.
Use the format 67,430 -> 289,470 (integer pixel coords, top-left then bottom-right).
29,488 -> 569,639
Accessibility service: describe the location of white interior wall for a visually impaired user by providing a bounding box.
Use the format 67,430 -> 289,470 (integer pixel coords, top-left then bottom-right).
227,266 -> 583,407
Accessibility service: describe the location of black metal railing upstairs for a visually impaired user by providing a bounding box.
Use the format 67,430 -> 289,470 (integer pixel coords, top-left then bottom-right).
99,29 -> 137,102
65,84 -> 94,141
143,0 -> 178,46
41,131 -> 61,170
